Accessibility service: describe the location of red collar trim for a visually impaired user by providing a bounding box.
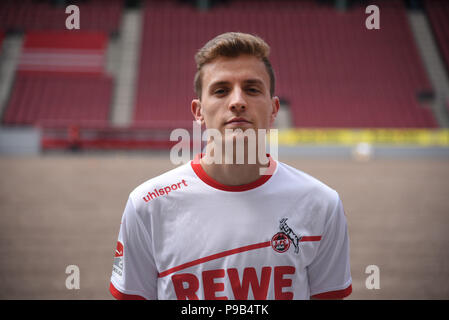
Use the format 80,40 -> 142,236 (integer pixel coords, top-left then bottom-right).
190,153 -> 277,192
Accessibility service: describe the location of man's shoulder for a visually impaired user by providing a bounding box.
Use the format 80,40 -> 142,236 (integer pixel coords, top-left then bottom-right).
129,161 -> 195,203
276,160 -> 340,204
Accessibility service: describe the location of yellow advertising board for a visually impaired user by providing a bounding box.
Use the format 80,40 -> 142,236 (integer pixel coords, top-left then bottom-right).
274,129 -> 449,146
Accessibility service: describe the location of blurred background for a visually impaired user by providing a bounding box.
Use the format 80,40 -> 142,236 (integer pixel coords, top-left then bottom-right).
0,0 -> 448,299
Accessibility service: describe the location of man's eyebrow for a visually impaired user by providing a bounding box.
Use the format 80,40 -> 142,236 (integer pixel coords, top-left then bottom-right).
208,79 -> 265,88
208,81 -> 231,89
243,79 -> 264,85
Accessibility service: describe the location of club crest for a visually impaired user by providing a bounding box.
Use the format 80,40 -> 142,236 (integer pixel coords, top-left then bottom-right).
271,218 -> 302,254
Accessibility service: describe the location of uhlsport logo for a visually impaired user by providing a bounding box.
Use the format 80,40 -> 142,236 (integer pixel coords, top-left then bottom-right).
271,218 -> 302,254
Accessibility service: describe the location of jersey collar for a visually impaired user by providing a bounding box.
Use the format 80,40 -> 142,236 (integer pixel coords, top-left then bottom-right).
190,153 -> 277,192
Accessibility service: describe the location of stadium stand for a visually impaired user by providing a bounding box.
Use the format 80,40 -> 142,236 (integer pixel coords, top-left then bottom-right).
0,0 -> 123,34
3,73 -> 112,127
424,0 -> 449,74
0,0 -> 442,152
2,31 -> 113,127
0,31 -> 4,51
134,0 -> 437,128
17,31 -> 107,74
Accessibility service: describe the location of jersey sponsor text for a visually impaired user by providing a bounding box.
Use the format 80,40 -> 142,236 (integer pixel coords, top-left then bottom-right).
171,266 -> 295,300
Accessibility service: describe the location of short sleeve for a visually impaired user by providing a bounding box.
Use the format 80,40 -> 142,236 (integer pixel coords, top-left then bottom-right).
307,195 -> 352,299
109,197 -> 158,300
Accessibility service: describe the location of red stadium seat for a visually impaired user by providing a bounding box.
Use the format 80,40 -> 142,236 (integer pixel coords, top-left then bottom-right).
3,73 -> 113,127
3,30 -> 113,127
18,31 -> 107,75
0,31 -> 4,51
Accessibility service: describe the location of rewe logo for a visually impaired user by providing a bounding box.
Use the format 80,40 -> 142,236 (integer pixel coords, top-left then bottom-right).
172,266 -> 296,300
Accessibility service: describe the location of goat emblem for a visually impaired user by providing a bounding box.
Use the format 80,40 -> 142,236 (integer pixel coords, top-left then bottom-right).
277,218 -> 302,254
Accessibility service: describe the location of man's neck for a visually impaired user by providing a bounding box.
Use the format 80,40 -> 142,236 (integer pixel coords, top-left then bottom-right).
200,148 -> 271,186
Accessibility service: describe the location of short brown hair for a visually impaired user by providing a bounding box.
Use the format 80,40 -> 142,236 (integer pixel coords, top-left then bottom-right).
194,32 -> 275,99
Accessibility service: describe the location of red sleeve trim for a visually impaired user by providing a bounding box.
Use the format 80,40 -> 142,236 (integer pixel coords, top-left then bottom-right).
109,282 -> 146,300
311,284 -> 352,299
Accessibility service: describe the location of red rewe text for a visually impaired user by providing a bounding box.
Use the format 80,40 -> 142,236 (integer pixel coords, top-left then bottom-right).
171,266 -> 295,300
143,179 -> 188,202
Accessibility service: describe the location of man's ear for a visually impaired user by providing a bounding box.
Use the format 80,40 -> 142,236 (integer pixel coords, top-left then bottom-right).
270,96 -> 280,127
191,99 -> 204,124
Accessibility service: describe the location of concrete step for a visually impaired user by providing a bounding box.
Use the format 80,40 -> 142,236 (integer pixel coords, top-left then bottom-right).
109,8 -> 143,127
407,11 -> 449,127
0,33 -> 23,119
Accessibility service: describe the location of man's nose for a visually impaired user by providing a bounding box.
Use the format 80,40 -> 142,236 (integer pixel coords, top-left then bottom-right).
228,88 -> 247,112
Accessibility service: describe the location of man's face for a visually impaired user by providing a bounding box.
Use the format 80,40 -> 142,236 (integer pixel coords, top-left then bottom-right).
191,54 -> 279,135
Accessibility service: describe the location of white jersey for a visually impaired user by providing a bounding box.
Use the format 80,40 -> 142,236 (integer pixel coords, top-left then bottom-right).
109,154 -> 352,300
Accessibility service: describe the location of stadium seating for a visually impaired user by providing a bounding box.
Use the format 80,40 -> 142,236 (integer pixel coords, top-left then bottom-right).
2,31 -> 113,127
0,0 -> 123,34
3,73 -> 112,127
134,0 -> 437,128
17,31 -> 107,74
1,0 -> 438,130
424,0 -> 449,74
0,31 -> 4,49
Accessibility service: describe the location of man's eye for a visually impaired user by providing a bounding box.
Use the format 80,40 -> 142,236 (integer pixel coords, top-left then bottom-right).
214,89 -> 227,95
247,87 -> 260,93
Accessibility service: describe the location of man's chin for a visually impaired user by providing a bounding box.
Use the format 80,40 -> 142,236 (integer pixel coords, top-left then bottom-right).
222,128 -> 259,145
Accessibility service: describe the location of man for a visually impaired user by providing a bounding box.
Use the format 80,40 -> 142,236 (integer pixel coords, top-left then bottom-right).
109,32 -> 352,300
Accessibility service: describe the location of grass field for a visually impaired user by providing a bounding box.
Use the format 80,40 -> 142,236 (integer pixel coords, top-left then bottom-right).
1,153 -> 448,299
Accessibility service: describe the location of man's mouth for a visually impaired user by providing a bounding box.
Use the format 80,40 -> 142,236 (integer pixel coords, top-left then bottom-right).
225,117 -> 252,125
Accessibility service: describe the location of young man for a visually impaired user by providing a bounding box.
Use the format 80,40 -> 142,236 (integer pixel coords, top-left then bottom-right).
109,32 -> 352,300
